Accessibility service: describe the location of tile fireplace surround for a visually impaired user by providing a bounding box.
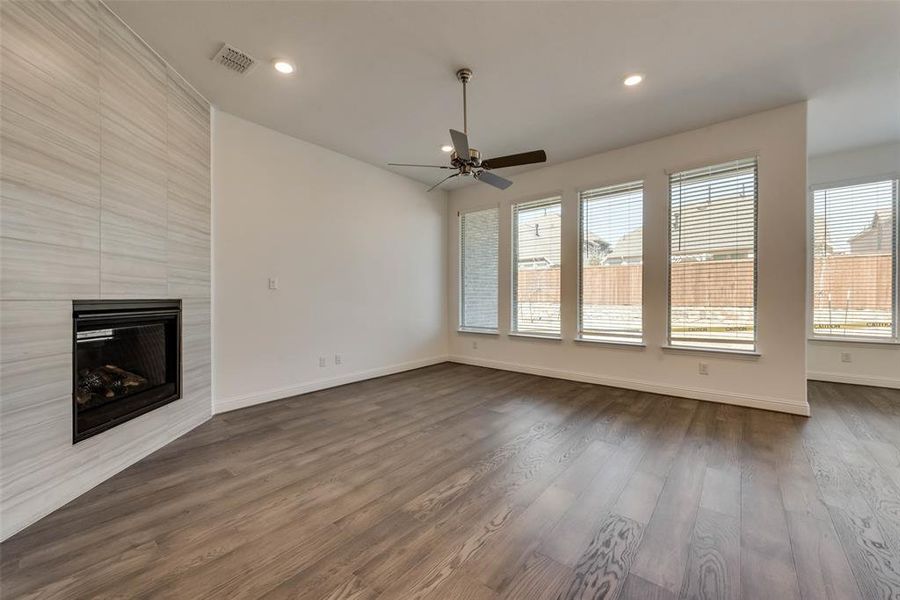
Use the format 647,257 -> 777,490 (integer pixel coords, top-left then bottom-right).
0,0 -> 211,541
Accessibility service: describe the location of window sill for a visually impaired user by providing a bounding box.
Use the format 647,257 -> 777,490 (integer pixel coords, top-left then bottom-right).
508,332 -> 562,341
575,337 -> 646,349
457,328 -> 500,336
661,344 -> 761,358
808,337 -> 899,346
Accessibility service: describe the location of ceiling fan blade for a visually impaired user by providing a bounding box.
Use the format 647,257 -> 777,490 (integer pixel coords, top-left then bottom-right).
427,172 -> 459,192
449,129 -> 470,160
388,162 -> 453,169
482,150 -> 547,170
475,170 -> 513,190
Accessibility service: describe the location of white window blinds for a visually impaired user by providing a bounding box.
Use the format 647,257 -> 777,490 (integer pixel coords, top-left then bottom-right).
512,197 -> 562,335
669,158 -> 758,351
579,181 -> 643,342
812,179 -> 898,340
460,207 -> 499,331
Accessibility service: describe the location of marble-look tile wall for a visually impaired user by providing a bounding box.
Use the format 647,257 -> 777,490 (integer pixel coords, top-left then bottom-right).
0,0 -> 211,541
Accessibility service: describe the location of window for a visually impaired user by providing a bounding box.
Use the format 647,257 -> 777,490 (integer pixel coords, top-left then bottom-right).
512,197 -> 562,335
669,158 -> 758,351
812,179 -> 898,340
579,181 -> 643,343
459,207 -> 499,331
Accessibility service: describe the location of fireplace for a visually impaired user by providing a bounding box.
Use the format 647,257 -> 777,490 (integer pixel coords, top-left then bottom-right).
72,300 -> 182,443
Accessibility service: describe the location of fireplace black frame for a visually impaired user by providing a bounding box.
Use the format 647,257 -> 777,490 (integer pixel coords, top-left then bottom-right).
72,299 -> 182,443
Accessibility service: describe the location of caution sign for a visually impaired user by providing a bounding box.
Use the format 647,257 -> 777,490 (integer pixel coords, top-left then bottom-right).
671,325 -> 754,333
814,322 -> 892,330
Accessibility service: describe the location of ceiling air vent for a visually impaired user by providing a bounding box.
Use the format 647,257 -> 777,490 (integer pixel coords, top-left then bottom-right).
212,43 -> 256,74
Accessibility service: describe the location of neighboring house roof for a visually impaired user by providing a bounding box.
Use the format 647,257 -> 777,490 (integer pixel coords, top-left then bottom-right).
670,194 -> 755,257
848,210 -> 895,255
607,227 -> 643,262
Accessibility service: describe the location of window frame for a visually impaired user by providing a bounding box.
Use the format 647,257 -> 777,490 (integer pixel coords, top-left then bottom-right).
807,174 -> 900,344
576,179 -> 645,345
510,195 -> 563,337
666,156 -> 760,353
458,205 -> 501,334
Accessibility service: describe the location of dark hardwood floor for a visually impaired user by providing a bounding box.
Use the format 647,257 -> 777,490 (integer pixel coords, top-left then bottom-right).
2,363 -> 899,599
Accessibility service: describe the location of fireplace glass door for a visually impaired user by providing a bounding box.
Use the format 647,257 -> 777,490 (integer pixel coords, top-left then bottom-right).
73,300 -> 181,442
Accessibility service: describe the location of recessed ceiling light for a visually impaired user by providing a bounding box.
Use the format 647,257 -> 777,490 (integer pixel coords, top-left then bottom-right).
273,60 -> 295,75
623,74 -> 643,87
441,144 -> 453,152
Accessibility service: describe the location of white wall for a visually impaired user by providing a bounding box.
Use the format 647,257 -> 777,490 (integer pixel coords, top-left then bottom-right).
213,111 -> 448,412
807,141 -> 900,388
447,103 -> 810,415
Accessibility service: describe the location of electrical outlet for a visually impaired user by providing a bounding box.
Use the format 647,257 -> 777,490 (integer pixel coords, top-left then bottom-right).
334,354 -> 342,365
268,277 -> 279,290
698,362 -> 709,375
472,341 -> 478,350
840,352 -> 852,363
318,356 -> 327,368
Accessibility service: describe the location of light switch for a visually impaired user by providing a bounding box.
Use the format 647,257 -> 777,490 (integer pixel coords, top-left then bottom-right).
268,277 -> 279,290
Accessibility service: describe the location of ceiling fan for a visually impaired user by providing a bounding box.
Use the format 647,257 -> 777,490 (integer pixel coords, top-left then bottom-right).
389,68 -> 547,192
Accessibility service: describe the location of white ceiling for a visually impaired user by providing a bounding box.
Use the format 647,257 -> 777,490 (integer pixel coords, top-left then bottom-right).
108,1 -> 900,188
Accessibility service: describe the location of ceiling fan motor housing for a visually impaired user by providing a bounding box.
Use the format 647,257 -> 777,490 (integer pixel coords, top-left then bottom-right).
452,147 -> 481,168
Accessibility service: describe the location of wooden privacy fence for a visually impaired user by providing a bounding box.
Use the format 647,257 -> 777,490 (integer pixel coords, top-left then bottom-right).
517,268 -> 562,303
813,254 -> 893,310
581,264 -> 641,305
670,259 -> 753,307
516,254 -> 892,310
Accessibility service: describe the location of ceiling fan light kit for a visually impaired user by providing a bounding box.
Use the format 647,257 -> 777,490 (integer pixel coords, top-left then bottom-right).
389,67 -> 547,192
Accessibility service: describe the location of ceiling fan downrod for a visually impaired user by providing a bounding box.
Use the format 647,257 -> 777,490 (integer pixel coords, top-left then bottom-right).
457,68 -> 473,135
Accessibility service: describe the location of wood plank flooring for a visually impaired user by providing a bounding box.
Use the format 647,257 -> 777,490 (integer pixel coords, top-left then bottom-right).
2,363 -> 899,599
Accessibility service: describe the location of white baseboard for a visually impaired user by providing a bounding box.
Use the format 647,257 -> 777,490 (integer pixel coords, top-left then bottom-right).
213,355 -> 450,414
807,371 -> 900,389
449,355 -> 811,416
213,352 -> 816,417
